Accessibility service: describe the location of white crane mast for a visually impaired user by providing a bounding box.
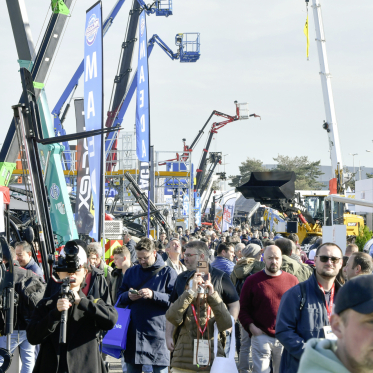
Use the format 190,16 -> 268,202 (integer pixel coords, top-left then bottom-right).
310,0 -> 344,191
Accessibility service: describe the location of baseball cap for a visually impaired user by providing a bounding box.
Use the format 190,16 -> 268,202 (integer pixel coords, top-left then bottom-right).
334,274 -> 373,315
59,245 -> 88,268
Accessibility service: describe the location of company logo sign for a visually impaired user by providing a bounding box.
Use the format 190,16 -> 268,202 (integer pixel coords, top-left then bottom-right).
85,14 -> 100,46
50,183 -> 60,200
114,323 -> 122,329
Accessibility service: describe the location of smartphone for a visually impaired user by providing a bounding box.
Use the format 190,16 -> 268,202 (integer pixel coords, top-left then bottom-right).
129,289 -> 139,295
196,261 -> 209,282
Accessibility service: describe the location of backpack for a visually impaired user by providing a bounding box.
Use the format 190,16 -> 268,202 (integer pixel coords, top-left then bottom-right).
16,270 -> 46,324
235,272 -> 252,296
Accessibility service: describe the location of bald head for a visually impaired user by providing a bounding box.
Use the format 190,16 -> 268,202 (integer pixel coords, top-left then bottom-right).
263,245 -> 283,275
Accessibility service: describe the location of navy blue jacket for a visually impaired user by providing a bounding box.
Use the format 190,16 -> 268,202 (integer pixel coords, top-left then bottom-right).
211,256 -> 235,276
25,257 -> 44,278
117,254 -> 177,366
275,273 -> 341,373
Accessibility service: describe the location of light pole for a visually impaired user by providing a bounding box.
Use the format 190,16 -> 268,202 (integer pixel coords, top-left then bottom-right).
223,154 -> 229,191
349,153 -> 358,178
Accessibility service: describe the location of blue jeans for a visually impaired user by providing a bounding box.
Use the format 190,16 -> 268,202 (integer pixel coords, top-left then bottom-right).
225,331 -> 231,356
0,330 -> 35,373
126,363 -> 168,373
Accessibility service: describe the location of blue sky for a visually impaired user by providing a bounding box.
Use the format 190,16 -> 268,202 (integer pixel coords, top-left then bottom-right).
0,0 -> 372,180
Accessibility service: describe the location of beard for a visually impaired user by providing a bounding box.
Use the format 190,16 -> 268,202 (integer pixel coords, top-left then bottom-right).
266,263 -> 279,274
317,266 -> 339,278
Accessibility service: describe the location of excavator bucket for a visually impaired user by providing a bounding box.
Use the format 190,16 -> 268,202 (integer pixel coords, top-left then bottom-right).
236,171 -> 296,202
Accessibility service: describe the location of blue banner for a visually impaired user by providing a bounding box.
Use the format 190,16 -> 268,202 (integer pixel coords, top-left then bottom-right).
84,1 -> 103,241
136,11 -> 150,162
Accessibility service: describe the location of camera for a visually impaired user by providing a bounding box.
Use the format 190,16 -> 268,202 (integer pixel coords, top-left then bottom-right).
54,240 -> 80,273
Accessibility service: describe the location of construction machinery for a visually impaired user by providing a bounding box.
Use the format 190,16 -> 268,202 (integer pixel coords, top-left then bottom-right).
237,171 -> 364,244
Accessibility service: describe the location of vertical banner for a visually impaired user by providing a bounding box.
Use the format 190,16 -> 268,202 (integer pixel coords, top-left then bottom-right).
136,11 -> 150,162
84,1 -> 103,241
138,161 -> 150,191
194,194 -> 201,227
74,99 -> 94,234
222,197 -> 236,232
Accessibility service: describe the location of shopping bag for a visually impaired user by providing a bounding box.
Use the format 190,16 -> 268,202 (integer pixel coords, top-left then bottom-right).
210,316 -> 238,373
102,344 -> 122,359
102,302 -> 131,350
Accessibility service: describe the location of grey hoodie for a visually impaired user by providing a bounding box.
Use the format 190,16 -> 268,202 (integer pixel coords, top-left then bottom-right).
297,338 -> 351,373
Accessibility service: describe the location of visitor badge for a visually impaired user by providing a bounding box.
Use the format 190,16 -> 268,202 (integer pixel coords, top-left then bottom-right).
323,326 -> 337,340
193,339 -> 210,366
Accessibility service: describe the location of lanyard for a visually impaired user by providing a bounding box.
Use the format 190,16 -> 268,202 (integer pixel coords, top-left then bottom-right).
191,304 -> 211,335
318,282 -> 335,320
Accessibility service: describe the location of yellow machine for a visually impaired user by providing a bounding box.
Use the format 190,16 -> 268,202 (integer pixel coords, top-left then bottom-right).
238,172 -> 364,245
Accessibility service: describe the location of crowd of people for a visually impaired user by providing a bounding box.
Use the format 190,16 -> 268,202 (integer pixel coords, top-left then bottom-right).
2,225 -> 373,373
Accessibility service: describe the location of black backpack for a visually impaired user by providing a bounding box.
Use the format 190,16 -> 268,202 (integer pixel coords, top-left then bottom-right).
15,269 -> 46,325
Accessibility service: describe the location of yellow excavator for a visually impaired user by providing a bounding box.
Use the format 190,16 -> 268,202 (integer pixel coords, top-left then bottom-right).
237,171 -> 363,244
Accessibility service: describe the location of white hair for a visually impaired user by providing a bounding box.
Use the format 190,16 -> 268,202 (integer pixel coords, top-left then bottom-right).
235,243 -> 245,252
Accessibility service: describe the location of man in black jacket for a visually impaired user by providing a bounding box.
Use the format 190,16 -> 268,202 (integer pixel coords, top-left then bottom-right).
27,243 -> 117,373
0,246 -> 46,373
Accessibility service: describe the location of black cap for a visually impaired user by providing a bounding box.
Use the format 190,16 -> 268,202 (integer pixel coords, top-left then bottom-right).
335,275 -> 373,315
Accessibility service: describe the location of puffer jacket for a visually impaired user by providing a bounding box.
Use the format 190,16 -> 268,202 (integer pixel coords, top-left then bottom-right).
166,290 -> 232,372
281,255 -> 313,283
230,258 -> 264,286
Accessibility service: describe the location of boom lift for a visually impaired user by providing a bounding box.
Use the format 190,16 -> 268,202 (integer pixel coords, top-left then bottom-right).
3,0 -> 78,245
194,102 -> 260,194
307,0 -> 344,193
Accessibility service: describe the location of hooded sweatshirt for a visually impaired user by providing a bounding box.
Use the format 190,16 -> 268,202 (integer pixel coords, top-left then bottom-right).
297,338 -> 351,373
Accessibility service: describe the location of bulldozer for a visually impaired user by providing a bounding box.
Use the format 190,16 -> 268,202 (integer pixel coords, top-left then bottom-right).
237,171 -> 363,245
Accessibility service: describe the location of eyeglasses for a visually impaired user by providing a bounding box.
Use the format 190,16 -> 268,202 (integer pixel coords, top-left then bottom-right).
184,253 -> 199,258
316,255 -> 341,263
137,255 -> 152,262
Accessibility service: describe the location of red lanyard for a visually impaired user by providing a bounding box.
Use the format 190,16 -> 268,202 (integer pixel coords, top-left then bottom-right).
191,304 -> 211,335
318,282 -> 335,320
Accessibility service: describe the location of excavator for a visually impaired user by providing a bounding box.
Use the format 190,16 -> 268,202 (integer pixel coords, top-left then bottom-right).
237,171 -> 364,244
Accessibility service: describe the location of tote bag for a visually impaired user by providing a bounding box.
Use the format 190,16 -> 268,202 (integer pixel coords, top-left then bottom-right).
102,300 -> 131,353
210,316 -> 238,373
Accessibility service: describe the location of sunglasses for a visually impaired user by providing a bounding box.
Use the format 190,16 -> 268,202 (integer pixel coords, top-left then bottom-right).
316,255 -> 341,263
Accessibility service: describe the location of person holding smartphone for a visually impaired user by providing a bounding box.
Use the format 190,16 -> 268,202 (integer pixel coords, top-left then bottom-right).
166,272 -> 232,372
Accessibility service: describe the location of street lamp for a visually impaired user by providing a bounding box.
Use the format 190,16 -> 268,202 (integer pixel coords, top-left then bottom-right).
349,153 -> 358,177
223,154 -> 229,191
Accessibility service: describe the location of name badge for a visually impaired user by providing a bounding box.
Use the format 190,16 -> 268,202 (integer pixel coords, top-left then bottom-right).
323,326 -> 337,340
193,339 -> 210,366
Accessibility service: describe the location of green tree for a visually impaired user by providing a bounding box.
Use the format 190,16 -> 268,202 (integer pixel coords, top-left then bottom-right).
355,225 -> 373,251
228,157 -> 267,187
273,155 -> 324,190
366,172 -> 373,179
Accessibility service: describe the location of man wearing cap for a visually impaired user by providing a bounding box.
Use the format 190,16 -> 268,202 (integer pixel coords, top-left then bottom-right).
231,243 -> 263,373
27,241 -> 118,373
275,242 -> 343,373
297,275 -> 373,373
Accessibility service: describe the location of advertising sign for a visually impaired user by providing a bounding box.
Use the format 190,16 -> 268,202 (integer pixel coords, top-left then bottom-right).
84,1 -> 103,241
136,11 -> 150,162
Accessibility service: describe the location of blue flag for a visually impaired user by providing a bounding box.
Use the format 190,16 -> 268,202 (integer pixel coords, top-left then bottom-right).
84,1 -> 103,241
136,11 -> 150,162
